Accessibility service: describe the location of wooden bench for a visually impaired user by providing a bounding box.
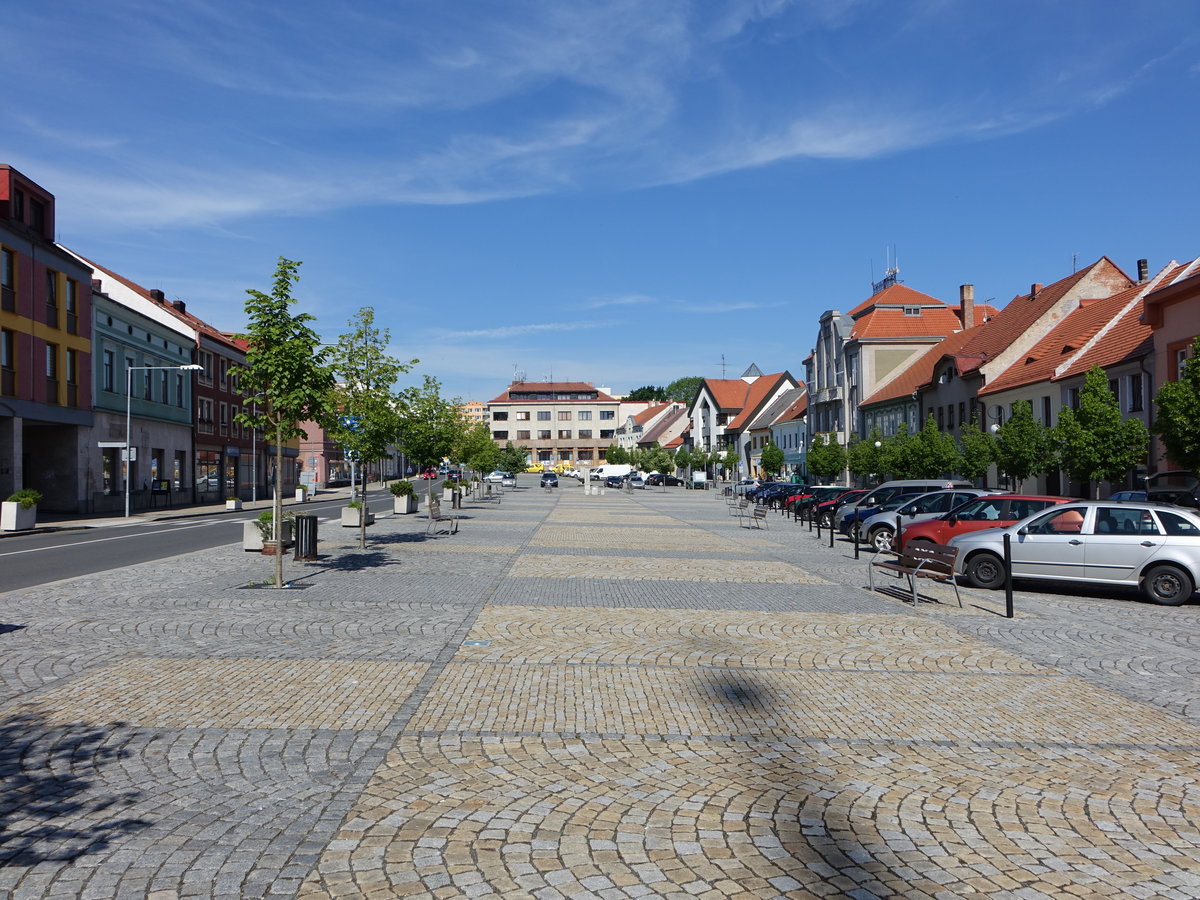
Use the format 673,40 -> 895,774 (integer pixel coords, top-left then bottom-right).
868,541 -> 961,606
426,498 -> 458,535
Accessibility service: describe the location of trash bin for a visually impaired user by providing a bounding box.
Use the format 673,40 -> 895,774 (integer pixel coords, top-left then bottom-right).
293,514 -> 318,560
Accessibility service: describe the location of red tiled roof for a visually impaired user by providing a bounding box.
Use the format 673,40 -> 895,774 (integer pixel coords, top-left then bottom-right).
776,391 -> 808,422
728,372 -> 797,430
633,402 -> 670,425
850,304 -> 964,340
847,283 -> 945,318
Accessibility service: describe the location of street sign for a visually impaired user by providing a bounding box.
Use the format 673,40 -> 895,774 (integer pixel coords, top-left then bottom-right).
339,415 -> 362,432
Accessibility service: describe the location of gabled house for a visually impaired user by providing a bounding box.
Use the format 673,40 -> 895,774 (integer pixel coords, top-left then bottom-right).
617,402 -> 675,452
1142,260 -> 1200,471
688,365 -> 799,478
632,402 -> 689,453
742,385 -> 806,478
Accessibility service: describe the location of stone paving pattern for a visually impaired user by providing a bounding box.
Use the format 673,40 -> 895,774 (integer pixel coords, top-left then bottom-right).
0,483 -> 1198,898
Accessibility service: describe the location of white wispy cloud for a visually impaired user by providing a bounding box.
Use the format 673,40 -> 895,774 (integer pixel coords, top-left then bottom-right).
434,321 -> 604,341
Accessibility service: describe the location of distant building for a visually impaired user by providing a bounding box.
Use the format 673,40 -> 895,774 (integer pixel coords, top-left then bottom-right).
487,381 -> 620,468
460,400 -> 487,426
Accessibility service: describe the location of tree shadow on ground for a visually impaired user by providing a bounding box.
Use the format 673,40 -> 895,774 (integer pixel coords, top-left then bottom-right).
0,710 -> 149,866
302,550 -> 402,573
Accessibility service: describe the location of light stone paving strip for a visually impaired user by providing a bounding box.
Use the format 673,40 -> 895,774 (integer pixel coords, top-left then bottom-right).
533,525 -> 743,552
513,553 -> 829,583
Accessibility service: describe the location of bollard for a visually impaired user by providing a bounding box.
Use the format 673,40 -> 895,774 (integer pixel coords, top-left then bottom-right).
1003,533 -> 1014,618
896,514 -> 903,553
815,514 -> 822,540
853,521 -> 860,559
829,515 -> 835,548
293,514 -> 318,561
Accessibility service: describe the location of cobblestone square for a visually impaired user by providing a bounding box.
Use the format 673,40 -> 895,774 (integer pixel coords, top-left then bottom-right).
1,485 -> 1198,898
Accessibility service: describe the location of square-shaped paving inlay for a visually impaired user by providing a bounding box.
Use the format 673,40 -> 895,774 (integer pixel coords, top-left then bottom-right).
512,553 -> 827,583
20,658 -> 428,730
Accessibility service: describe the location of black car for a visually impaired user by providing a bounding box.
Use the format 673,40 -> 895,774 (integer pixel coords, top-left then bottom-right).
645,473 -> 683,486
604,475 -> 625,488
540,472 -> 559,488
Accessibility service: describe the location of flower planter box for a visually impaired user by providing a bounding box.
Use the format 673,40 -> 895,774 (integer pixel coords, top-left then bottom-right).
226,499 -> 243,511
341,508 -> 375,527
393,495 -> 419,515
295,489 -> 308,502
243,519 -> 293,551
1,501 -> 36,532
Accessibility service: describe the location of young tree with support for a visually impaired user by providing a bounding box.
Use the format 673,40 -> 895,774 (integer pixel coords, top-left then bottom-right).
235,257 -> 335,587
1153,336 -> 1200,473
327,307 -> 416,549
398,376 -> 467,504
1056,367 -> 1148,498
993,400 -> 1054,492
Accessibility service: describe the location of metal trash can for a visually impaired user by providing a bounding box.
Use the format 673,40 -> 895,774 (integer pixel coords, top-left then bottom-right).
293,514 -> 318,560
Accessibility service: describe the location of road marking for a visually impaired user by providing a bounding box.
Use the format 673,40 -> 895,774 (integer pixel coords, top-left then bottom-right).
0,519 -> 240,556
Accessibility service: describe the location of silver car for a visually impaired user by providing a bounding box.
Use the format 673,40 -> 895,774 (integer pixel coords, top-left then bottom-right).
859,489 -> 997,550
949,500 -> 1200,606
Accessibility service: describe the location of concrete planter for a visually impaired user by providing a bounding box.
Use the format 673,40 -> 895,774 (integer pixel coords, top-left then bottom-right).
1,501 -> 36,532
226,499 -> 243,511
393,495 -> 419,515
295,488 -> 308,502
244,519 -> 292,551
341,508 -> 375,528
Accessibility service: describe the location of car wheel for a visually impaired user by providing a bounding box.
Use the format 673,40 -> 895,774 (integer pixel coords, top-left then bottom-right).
1141,564 -> 1194,606
819,512 -> 834,528
869,527 -> 893,552
964,551 -> 1005,590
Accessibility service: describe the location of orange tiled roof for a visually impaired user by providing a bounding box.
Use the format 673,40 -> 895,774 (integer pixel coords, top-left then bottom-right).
850,304 -> 964,339
633,402 -> 670,425
728,372 -> 796,430
847,283 -> 945,318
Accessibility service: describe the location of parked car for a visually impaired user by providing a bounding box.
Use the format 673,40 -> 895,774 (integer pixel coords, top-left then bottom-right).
605,475 -> 625,488
484,470 -> 510,483
840,492 -> 923,539
420,469 -> 439,479
814,489 -> 868,527
645,473 -> 683,487
501,472 -> 517,487
1145,470 -> 1200,508
446,470 -> 463,482
629,474 -> 645,489
950,500 -> 1200,605
836,479 -> 976,534
1109,490 -> 1148,501
540,472 -> 558,488
859,489 -> 998,550
732,479 -> 760,496
901,494 -> 1068,547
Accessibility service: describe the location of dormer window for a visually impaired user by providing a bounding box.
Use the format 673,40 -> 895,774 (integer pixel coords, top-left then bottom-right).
903,306 -> 921,316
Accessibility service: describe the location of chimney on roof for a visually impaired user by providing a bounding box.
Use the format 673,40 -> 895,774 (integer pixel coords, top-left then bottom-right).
172,299 -> 186,313
150,289 -> 165,302
1030,283 -> 1043,297
91,279 -> 102,292
1137,259 -> 1149,283
959,284 -> 975,330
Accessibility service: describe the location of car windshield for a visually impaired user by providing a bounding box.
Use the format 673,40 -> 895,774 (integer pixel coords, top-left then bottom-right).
953,498 -> 1005,521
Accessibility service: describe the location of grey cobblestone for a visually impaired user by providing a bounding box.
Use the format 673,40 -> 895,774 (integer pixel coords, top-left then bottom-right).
0,485 -> 1197,898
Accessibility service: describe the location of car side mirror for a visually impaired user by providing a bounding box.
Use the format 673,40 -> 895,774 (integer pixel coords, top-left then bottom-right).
1017,525 -> 1030,535
947,514 -> 958,525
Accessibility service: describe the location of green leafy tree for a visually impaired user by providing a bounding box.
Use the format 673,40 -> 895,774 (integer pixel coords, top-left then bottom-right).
958,413 -> 996,485
399,376 -> 466,500
626,385 -> 667,401
498,441 -> 529,474
327,307 -> 416,548
759,441 -> 784,478
235,257 -> 335,587
458,423 -> 503,479
665,376 -> 703,403
807,433 -> 846,482
994,400 -> 1055,492
847,426 -> 886,481
907,415 -> 961,479
1056,367 -> 1149,497
605,444 -> 628,465
880,423 -> 914,479
721,448 -> 740,481
691,447 -> 711,478
673,447 -> 692,477
1153,336 -> 1200,473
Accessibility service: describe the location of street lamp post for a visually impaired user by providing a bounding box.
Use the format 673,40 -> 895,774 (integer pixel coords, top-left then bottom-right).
126,363 -> 203,517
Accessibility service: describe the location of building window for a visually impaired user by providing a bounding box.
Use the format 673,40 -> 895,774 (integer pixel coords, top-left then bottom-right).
219,402 -> 229,435
66,279 -> 78,334
1042,396 -> 1052,426
1129,373 -> 1144,412
903,306 -> 921,316
516,411 -> 530,421
1,328 -> 14,396
103,350 -> 115,392
198,350 -> 213,385
66,349 -> 79,406
143,365 -> 153,400
1069,387 -> 1080,409
198,398 -> 214,433
12,189 -> 24,222
578,429 -> 592,438
493,430 -> 509,440
45,343 -> 59,404
600,410 -> 615,420
946,405 -> 954,430
557,411 -> 571,421
176,372 -> 185,407
1,248 -> 14,312
219,357 -> 228,389
45,270 -> 58,326
578,410 -> 592,420
537,411 -> 551,421
958,401 -> 966,427
600,429 -> 614,439
492,411 -> 508,421
516,430 -> 530,440
30,199 -> 45,233
558,430 -> 571,439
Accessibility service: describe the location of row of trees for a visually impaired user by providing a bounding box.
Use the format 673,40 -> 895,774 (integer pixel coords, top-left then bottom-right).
806,368 -> 1150,495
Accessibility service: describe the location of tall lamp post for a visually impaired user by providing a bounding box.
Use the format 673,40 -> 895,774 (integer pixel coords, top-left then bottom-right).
126,363 -> 203,517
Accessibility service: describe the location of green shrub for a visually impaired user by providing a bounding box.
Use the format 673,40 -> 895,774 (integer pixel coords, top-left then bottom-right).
6,489 -> 42,510
389,480 -> 414,497
255,509 -> 293,539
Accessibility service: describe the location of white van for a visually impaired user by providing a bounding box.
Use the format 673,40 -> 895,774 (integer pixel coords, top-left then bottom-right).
590,463 -> 633,482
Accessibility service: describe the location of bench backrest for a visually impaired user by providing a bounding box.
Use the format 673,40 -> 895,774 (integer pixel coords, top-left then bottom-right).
898,542 -> 957,573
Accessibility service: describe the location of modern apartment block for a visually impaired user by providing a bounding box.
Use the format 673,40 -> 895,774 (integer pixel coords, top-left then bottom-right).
487,381 -> 620,467
0,166 -> 94,510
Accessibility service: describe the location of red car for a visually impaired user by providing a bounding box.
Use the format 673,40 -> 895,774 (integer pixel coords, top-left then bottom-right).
900,494 -> 1069,547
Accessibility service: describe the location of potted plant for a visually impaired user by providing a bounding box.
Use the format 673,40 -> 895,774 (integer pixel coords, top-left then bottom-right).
295,485 -> 308,502
244,509 -> 294,552
390,479 -> 418,514
226,496 -> 243,511
2,488 -> 42,532
341,499 -> 375,527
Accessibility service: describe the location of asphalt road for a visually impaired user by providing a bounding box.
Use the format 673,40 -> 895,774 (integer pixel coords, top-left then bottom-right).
0,492 -> 389,593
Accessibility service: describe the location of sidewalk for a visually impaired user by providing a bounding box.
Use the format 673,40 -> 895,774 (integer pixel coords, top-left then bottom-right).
1,483 -> 1198,898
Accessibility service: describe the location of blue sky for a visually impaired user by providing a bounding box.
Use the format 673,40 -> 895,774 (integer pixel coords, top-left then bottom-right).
8,0 -> 1199,401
